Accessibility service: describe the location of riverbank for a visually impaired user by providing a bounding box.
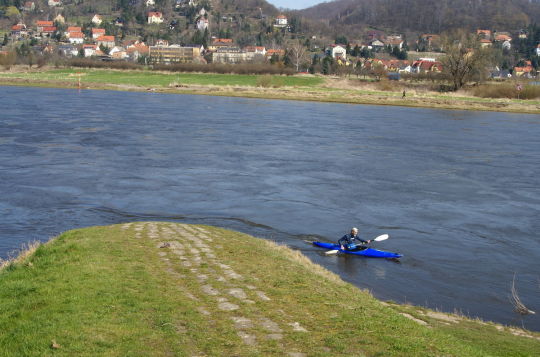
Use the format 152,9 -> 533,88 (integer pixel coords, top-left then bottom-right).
1,67 -> 539,114
1,223 -> 538,356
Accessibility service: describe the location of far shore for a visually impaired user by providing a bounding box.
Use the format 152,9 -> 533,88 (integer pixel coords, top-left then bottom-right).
1,67 -> 539,114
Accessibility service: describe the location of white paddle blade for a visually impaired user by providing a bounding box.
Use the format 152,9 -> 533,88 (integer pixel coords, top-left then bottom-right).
373,234 -> 389,242
325,250 -> 340,255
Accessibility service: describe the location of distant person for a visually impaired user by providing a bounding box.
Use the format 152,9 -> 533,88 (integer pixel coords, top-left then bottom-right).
338,227 -> 372,251
402,90 -> 406,98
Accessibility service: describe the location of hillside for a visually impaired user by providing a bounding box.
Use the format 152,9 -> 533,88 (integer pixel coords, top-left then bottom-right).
297,0 -> 540,34
1,222 -> 539,355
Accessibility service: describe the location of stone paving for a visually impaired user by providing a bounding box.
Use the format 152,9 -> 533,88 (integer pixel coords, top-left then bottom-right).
120,222 -> 308,355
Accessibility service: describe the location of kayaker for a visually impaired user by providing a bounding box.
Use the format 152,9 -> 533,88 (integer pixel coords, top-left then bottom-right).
338,228 -> 372,251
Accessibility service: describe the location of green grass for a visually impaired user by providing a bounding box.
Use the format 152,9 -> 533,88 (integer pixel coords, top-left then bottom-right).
0,68 -> 324,88
1,223 -> 538,356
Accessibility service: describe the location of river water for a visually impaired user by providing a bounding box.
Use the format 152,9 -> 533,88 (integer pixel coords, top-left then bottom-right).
1,86 -> 539,330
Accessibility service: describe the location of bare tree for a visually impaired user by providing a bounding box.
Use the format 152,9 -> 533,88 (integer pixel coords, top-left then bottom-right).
287,40 -> 308,72
440,30 -> 492,91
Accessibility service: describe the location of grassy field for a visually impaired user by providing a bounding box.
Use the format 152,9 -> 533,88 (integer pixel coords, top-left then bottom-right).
0,68 -> 324,88
1,223 -> 539,356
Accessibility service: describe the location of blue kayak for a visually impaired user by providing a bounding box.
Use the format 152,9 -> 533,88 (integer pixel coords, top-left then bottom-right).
313,241 -> 402,258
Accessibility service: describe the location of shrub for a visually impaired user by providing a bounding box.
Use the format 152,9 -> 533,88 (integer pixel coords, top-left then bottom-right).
256,75 -> 273,87
153,62 -> 294,76
470,83 -> 540,99
67,58 -> 143,70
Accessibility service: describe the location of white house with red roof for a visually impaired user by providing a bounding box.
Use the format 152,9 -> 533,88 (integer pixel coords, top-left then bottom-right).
11,23 -> 28,38
96,35 -> 115,48
92,14 -> 103,25
148,12 -> 164,24
36,20 -> 53,32
274,15 -> 287,27
92,28 -> 106,40
68,32 -> 84,44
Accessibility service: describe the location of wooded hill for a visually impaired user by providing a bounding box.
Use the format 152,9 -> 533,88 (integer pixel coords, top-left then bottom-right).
296,0 -> 540,34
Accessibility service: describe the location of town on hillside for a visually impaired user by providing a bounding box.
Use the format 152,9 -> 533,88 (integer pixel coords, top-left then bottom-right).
0,0 -> 539,84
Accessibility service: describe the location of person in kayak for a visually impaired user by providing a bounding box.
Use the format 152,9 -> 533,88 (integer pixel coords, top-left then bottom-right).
338,227 -> 372,251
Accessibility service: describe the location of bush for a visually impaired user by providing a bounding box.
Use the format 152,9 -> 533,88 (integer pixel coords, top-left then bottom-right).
256,75 -> 273,87
471,83 -> 540,99
153,62 -> 294,76
67,58 -> 143,70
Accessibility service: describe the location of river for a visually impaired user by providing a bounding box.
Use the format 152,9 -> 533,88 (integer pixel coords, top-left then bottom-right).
1,85 -> 539,330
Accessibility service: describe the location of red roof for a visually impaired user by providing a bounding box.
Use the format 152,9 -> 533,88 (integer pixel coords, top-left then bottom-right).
12,24 -> 26,31
495,34 -> 512,41
36,20 -> 53,26
213,38 -> 233,44
42,26 -> 57,33
92,28 -> 105,34
70,32 -> 84,38
148,12 -> 162,17
67,26 -> 82,32
97,35 -> 115,42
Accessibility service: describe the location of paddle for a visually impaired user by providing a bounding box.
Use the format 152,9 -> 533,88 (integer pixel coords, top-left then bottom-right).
325,234 -> 389,255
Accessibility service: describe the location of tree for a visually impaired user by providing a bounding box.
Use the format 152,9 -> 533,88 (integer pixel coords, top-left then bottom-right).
0,51 -> 17,70
440,31 -> 493,91
287,40 -> 308,72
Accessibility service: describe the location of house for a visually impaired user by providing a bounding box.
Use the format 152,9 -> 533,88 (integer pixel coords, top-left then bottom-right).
536,44 -> 540,56
245,46 -> 266,61
477,29 -> 491,40
411,59 -> 443,73
54,14 -> 65,23
114,17 -> 124,27
66,26 -> 82,34
36,20 -> 54,32
68,32 -> 84,44
58,43 -> 79,57
41,26 -> 57,36
149,44 -> 196,63
22,1 -> 35,11
83,44 -> 97,57
96,35 -> 115,48
48,0 -> 62,6
494,32 -> 512,42
513,64 -> 533,77
196,18 -> 208,31
11,23 -> 28,38
385,36 -> 405,51
146,0 -> 155,6
126,41 -> 149,61
92,28 -> 106,40
265,48 -> 285,60
92,14 -> 103,25
418,34 -> 441,51
369,39 -> 385,51
212,46 -> 247,64
274,15 -> 288,28
208,38 -> 233,51
110,46 -> 128,59
148,12 -> 163,24
501,40 -> 511,50
326,44 -> 347,60
198,7 -> 207,16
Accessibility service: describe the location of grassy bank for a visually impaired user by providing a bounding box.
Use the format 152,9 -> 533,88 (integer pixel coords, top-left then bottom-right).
1,223 -> 538,356
0,67 -> 539,114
